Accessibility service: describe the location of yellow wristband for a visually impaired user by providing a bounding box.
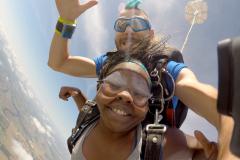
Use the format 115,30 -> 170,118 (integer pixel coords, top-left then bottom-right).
55,29 -> 61,35
58,17 -> 76,25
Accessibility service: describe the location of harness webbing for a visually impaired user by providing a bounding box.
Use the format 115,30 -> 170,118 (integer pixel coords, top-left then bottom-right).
141,58 -> 170,160
67,100 -> 99,153
144,124 -> 166,160
67,50 -> 189,157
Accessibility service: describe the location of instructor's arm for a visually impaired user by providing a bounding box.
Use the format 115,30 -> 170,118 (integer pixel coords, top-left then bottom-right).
48,0 -> 98,77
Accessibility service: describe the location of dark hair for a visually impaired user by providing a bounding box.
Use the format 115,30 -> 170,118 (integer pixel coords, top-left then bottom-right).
118,36 -> 173,73
98,34 -> 178,90
99,51 -> 135,80
97,52 -> 141,90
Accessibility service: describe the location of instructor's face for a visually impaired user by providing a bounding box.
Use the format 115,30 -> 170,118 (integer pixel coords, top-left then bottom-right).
114,9 -> 154,53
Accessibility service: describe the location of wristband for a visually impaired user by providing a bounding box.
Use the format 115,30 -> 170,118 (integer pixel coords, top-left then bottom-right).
58,17 -> 76,25
55,17 -> 77,39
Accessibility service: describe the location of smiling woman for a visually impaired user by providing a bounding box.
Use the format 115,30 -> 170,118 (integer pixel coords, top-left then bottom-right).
70,53 -> 152,160
61,52 -> 218,160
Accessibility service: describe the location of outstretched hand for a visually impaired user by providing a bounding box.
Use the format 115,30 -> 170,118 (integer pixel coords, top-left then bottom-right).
194,130 -> 218,160
59,86 -> 81,101
55,0 -> 98,21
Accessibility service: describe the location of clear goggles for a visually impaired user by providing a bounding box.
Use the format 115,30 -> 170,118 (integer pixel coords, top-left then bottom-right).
98,70 -> 152,107
114,17 -> 151,32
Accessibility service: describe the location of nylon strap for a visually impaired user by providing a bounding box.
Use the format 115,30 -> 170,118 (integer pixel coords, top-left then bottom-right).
67,100 -> 99,153
144,124 -> 167,160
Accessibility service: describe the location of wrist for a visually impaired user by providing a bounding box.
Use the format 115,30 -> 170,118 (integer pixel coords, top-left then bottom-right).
58,17 -> 76,25
55,17 -> 77,39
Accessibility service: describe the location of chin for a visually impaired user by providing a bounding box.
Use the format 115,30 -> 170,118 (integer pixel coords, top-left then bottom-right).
101,115 -> 138,133
108,123 -> 138,134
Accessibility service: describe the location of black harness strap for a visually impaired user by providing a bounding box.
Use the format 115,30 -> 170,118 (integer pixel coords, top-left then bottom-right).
144,123 -> 167,160
67,100 -> 99,153
143,59 -> 169,160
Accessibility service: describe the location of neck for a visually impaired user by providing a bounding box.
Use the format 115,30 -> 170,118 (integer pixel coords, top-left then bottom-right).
83,120 -> 138,160
95,120 -> 137,144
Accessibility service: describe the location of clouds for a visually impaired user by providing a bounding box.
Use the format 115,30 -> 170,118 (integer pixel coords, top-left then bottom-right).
80,5 -> 109,56
142,0 -> 176,12
140,0 -> 185,41
31,116 -> 53,138
11,139 -> 33,160
0,25 -> 38,100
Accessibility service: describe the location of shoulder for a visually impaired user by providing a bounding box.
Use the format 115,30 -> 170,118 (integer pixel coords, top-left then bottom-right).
92,54 -> 108,63
92,53 -> 108,76
175,67 -> 198,83
167,61 -> 187,81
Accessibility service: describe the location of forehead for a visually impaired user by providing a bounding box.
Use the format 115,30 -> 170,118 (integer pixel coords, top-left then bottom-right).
119,8 -> 148,19
109,69 -> 148,85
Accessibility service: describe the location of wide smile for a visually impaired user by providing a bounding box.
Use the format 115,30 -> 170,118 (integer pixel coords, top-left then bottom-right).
107,106 -> 131,117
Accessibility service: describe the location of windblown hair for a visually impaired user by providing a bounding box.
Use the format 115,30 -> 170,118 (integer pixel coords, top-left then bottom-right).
109,35 -> 178,73
99,52 -> 136,80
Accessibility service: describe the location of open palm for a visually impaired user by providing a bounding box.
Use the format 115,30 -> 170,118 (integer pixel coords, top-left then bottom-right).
55,0 -> 98,21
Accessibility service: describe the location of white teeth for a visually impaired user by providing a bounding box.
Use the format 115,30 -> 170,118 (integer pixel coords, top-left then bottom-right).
112,108 -> 127,116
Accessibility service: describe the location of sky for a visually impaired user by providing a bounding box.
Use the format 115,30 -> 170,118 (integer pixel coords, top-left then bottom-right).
0,0 -> 239,143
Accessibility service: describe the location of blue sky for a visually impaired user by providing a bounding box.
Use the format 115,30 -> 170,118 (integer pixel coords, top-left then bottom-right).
0,0 -> 239,142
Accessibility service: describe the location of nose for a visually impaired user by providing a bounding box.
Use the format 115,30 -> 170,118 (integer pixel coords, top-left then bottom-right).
125,25 -> 134,33
116,90 -> 134,104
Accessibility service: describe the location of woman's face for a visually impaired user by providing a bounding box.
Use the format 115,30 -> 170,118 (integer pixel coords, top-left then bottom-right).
96,67 -> 151,133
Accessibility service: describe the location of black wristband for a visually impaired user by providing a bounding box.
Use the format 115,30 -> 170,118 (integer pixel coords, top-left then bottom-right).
55,20 -> 76,39
56,21 -> 63,33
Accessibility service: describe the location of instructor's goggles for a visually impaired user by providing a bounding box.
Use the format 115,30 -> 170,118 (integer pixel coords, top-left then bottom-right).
98,70 -> 152,107
114,17 -> 151,32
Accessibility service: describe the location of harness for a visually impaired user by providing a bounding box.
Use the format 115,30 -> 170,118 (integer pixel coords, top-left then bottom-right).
67,50 -> 188,159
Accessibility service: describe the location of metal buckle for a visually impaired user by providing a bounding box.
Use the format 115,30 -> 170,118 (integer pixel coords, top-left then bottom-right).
85,100 -> 96,106
146,124 -> 167,133
81,100 -> 96,113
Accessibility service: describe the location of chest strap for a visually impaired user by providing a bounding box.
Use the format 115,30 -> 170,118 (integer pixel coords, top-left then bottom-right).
144,123 -> 167,160
67,100 -> 99,153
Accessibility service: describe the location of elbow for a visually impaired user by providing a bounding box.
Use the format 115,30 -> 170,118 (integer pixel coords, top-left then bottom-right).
47,61 -> 62,72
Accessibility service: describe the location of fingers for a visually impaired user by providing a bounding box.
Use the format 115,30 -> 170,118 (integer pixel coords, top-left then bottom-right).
194,130 -> 218,159
70,91 -> 79,97
185,134 -> 203,149
194,130 -> 212,152
79,0 -> 98,13
59,87 -> 80,101
59,92 -> 70,101
208,142 -> 218,160
55,0 -> 98,20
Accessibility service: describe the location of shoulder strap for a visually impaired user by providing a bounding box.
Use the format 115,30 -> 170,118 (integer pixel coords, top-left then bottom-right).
168,50 -> 188,128
141,50 -> 187,159
67,100 -> 99,154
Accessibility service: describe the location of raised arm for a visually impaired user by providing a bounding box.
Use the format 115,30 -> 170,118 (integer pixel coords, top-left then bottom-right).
59,86 -> 87,111
175,68 -> 220,129
48,0 -> 98,77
